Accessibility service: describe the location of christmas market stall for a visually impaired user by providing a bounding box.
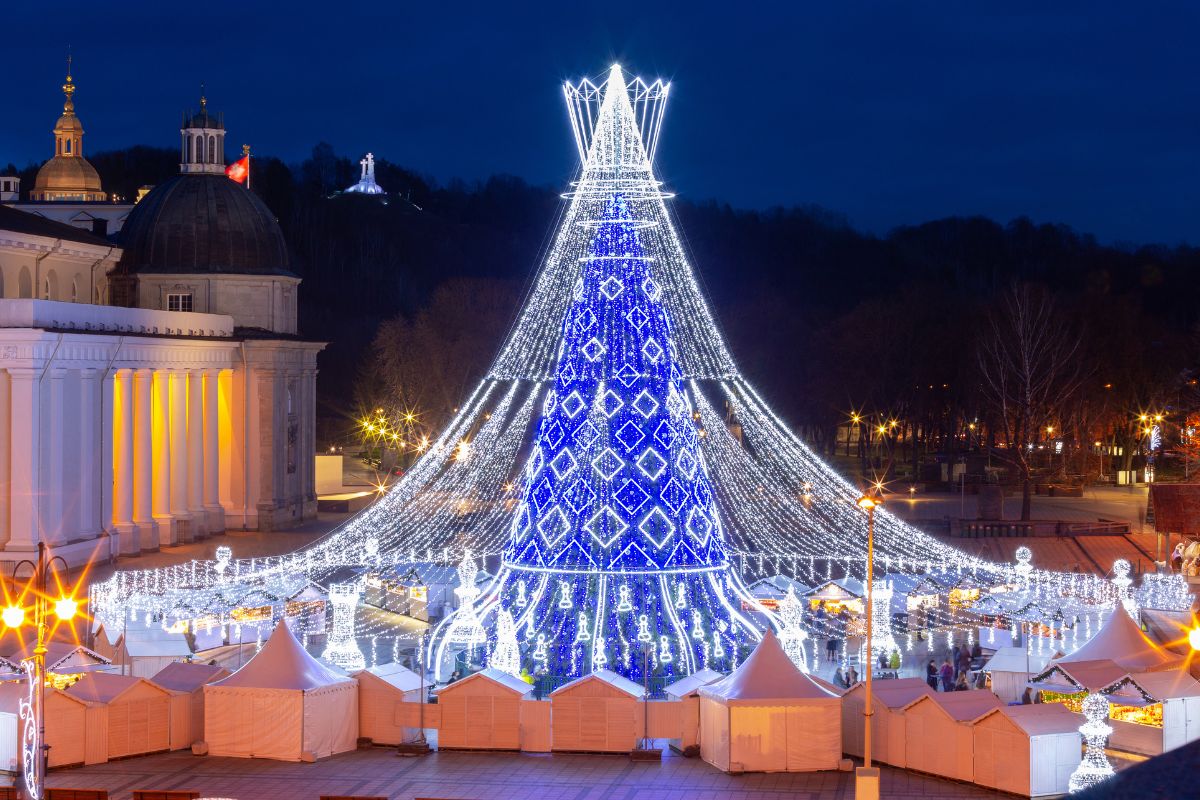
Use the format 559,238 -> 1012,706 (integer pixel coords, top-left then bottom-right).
747,575 -> 810,612
699,630 -> 842,773
969,703 -> 1082,797
551,669 -> 643,753
352,662 -> 427,746
0,683 -> 106,768
150,662 -> 230,751
901,690 -> 1001,782
204,620 -> 358,762
67,673 -> 173,759
5,641 -> 110,688
1096,669 -> 1200,756
663,667 -> 724,752
436,667 -> 534,750
841,677 -> 931,768
802,578 -> 865,616
981,647 -> 1052,703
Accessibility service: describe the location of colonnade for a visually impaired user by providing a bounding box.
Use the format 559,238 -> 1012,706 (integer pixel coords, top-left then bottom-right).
111,368 -> 226,554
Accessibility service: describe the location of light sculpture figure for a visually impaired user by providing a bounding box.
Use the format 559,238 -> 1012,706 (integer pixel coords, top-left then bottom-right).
777,586 -> 810,673
1014,546 -> 1033,588
447,550 -> 487,647
1110,558 -> 1137,618
1068,693 -> 1115,793
489,609 -> 522,678
322,582 -> 366,672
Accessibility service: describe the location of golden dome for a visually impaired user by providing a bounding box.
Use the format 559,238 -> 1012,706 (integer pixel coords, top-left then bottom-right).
31,60 -> 106,202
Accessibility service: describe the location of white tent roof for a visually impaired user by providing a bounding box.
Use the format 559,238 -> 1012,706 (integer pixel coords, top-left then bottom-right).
700,629 -> 837,705
983,646 -> 1052,674
664,668 -> 724,699
437,667 -> 532,696
211,619 -> 353,691
353,662 -> 426,694
552,668 -> 643,699
1056,609 -> 1182,672
973,702 -> 1081,735
151,662 -> 229,692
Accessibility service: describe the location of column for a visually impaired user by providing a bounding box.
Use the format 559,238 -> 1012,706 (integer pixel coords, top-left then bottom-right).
100,370 -> 115,556
78,368 -> 101,540
132,369 -> 155,552
7,369 -> 41,552
168,370 -> 190,542
150,369 -> 173,547
255,370 -> 278,530
186,370 -> 206,539
202,370 -> 224,533
0,372 -> 10,548
44,369 -> 66,544
111,370 -> 136,554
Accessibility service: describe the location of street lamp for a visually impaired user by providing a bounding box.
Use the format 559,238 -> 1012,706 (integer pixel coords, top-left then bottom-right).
855,491 -> 882,800
5,542 -> 79,800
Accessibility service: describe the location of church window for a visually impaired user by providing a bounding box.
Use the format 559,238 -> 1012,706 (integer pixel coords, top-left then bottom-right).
18,268 -> 31,299
208,136 -> 216,164
65,139 -> 72,154
195,135 -> 203,163
167,292 -> 193,312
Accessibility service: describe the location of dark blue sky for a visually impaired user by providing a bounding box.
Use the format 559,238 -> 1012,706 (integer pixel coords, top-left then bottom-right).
4,2 -> 1198,244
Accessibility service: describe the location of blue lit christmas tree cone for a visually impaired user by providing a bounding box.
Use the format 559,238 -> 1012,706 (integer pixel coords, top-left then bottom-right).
498,191 -> 746,683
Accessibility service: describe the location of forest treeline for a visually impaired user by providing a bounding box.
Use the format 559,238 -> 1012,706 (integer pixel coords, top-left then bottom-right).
9,144 -> 1199,477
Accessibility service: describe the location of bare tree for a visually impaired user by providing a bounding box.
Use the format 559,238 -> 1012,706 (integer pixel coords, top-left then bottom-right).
977,284 -> 1085,520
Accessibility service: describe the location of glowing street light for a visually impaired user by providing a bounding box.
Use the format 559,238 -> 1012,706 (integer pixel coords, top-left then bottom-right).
6,542 -> 80,800
1189,627 -> 1200,652
855,490 -> 883,800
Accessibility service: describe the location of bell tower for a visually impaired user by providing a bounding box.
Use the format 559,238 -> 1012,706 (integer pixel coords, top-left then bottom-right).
180,92 -> 226,174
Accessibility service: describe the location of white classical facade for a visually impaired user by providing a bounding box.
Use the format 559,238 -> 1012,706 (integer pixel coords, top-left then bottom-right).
0,299 -> 321,567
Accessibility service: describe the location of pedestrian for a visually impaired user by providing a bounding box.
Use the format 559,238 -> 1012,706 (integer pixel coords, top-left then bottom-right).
826,636 -> 838,662
878,650 -> 888,670
939,659 -> 954,692
926,659 -> 938,690
957,644 -> 971,677
971,640 -> 983,662
1021,687 -> 1033,705
954,672 -> 969,691
1172,542 -> 1185,573
847,666 -> 859,685
835,666 -> 846,688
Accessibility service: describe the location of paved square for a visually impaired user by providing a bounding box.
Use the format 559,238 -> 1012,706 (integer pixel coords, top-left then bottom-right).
40,747 -> 1011,800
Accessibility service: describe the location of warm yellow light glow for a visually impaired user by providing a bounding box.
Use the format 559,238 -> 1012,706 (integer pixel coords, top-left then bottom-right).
1139,414 -> 1149,422
1046,426 -> 1054,435
1188,627 -> 1200,651
1155,414 -> 1164,422
888,419 -> 898,428
2,606 -> 25,628
968,423 -> 976,431
54,596 -> 78,621
856,495 -> 879,510
877,425 -> 887,434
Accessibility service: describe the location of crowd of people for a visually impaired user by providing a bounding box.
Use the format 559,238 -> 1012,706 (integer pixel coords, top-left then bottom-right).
924,642 -> 985,692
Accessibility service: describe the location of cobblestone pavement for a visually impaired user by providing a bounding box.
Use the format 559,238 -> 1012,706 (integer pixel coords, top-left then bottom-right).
38,747 -> 1011,800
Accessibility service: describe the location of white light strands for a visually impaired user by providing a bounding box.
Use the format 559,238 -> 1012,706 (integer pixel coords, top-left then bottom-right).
322,582 -> 366,672
447,550 -> 486,647
778,586 -> 811,673
1068,693 -> 1116,793
869,579 -> 900,665
490,610 -> 522,678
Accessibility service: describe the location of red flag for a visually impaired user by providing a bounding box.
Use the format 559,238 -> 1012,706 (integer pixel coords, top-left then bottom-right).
226,156 -> 249,184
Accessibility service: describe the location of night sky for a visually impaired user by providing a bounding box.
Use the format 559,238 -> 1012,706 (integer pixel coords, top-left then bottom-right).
3,2 -> 1198,244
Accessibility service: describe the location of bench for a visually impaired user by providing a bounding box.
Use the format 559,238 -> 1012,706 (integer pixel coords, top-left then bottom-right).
133,792 -> 202,800
46,790 -> 110,800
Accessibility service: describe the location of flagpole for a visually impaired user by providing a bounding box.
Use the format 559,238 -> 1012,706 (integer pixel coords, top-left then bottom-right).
242,144 -> 251,190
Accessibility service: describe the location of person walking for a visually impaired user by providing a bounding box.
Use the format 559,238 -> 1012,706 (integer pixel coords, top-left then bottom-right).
939,659 -> 954,692
826,636 -> 839,662
926,659 -> 939,690
956,644 -> 972,679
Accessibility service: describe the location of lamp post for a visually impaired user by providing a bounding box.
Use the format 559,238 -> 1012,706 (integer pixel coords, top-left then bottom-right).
4,542 -> 79,800
855,491 -> 882,800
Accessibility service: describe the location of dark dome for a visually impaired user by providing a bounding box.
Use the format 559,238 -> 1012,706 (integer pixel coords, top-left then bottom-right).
117,174 -> 292,276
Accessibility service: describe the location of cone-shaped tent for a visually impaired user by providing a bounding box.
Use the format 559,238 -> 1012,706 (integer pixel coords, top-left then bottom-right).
1056,609 -> 1182,672
698,630 -> 841,772
203,620 -> 358,761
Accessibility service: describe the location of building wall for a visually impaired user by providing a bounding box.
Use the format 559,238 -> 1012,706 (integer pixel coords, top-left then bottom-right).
0,228 -> 117,303
135,274 -> 300,335
0,299 -> 322,567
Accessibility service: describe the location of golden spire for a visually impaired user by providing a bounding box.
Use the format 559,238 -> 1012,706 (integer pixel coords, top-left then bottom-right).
200,82 -> 207,112
62,50 -> 76,114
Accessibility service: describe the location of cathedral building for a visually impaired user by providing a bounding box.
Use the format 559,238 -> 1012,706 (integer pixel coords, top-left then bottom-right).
0,88 -> 323,568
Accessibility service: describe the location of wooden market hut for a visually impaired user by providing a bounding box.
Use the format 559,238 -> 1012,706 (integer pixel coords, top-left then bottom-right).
149,662 -> 230,751
841,677 -> 931,768
663,667 -> 724,751
551,669 -> 644,753
67,673 -> 173,760
353,662 -> 427,746
0,683 -> 106,768
436,667 -> 534,750
699,630 -> 842,773
1099,669 -> 1200,756
981,646 -> 1052,703
901,690 -> 1001,782
970,703 -> 1082,797
6,641 -> 110,685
